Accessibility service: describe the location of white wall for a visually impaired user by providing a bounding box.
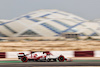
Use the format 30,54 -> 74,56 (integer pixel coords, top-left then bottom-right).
50,51 -> 74,57
94,51 -> 100,57
6,51 -> 30,58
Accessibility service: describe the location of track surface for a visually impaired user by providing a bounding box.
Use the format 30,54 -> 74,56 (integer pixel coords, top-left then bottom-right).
0,62 -> 100,66
0,60 -> 100,66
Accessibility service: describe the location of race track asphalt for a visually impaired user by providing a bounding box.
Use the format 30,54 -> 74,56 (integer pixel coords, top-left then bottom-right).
0,62 -> 100,66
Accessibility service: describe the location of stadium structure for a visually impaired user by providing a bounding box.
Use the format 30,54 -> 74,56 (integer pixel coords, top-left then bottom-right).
0,9 -> 100,37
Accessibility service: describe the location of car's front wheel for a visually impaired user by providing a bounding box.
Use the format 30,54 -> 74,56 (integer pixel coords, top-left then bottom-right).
58,55 -> 65,62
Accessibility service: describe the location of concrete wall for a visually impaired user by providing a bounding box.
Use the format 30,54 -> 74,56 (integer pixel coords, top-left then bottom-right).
0,51 -> 100,58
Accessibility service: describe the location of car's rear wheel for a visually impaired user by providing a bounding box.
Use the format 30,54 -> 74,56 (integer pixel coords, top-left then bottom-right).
21,56 -> 28,62
58,55 -> 65,62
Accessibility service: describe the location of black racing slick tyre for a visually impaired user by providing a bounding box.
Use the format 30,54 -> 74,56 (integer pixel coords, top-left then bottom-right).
21,56 -> 28,62
58,55 -> 65,62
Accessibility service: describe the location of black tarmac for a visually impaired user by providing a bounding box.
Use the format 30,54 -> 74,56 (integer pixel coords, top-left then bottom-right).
0,62 -> 100,66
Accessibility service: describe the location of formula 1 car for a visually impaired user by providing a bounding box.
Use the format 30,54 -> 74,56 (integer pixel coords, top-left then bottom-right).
18,51 -> 72,62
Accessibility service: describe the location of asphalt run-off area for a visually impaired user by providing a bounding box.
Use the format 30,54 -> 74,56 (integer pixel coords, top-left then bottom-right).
0,60 -> 100,66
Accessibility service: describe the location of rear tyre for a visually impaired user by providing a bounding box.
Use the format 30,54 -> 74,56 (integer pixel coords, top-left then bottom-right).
58,55 -> 65,62
21,56 -> 28,62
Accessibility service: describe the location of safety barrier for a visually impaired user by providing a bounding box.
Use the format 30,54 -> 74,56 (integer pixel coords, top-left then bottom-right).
0,52 -> 6,58
75,51 -> 94,57
0,51 -> 100,58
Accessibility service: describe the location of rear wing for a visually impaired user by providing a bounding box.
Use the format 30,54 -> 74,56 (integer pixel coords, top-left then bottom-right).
18,53 -> 25,59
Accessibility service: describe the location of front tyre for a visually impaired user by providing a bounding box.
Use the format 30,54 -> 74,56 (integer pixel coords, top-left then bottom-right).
21,56 -> 28,62
58,55 -> 65,62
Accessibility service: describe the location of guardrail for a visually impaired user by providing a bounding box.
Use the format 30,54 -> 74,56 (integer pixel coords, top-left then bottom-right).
0,51 -> 100,58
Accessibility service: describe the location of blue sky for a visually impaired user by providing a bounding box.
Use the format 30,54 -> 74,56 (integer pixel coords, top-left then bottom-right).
0,0 -> 100,20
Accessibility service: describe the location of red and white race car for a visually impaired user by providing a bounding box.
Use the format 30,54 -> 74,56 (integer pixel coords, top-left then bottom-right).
18,51 -> 72,62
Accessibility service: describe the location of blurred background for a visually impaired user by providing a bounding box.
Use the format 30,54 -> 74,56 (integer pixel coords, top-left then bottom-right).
0,0 -> 100,52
